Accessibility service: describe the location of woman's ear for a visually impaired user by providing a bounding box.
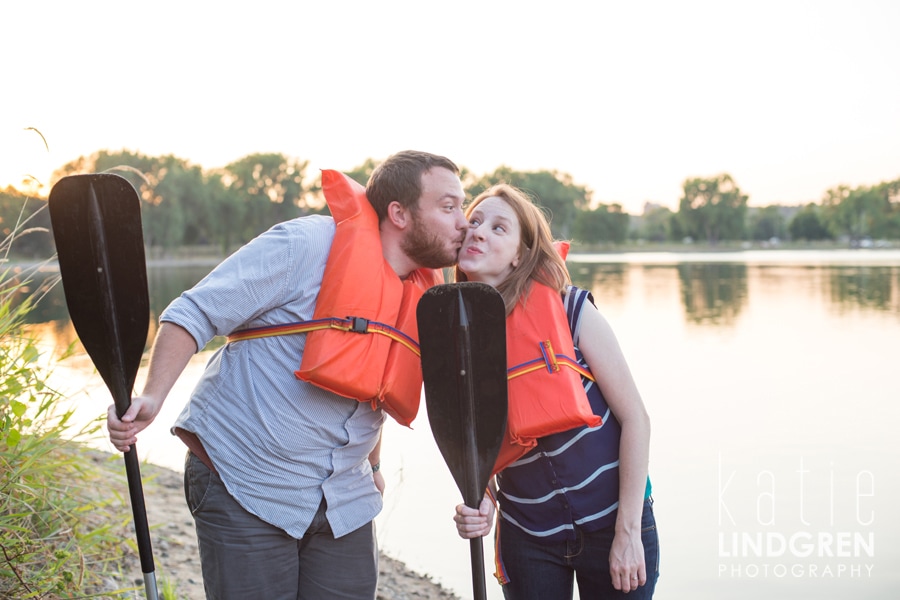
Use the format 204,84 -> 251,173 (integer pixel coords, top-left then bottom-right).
386,201 -> 410,230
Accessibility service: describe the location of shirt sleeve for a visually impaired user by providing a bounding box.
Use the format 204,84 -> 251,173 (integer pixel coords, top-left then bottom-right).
160,216 -> 334,351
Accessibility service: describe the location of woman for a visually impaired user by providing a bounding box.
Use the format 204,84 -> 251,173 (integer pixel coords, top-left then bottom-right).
452,184 -> 659,599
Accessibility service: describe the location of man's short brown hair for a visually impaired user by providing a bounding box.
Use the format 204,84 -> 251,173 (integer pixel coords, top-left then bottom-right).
366,150 -> 459,221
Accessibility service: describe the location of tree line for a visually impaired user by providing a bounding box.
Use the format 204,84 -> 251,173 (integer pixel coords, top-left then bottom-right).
2,149 -> 899,259
640,174 -> 900,247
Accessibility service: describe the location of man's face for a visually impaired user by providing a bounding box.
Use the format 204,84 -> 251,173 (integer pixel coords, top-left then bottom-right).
401,167 -> 468,269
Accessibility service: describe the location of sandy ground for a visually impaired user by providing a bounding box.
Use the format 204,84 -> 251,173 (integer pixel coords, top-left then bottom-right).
98,454 -> 459,600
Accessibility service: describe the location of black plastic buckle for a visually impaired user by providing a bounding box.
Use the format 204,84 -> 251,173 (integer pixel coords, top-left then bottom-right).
348,316 -> 369,333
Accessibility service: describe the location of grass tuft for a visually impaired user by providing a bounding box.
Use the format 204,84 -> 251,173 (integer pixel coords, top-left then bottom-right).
0,193 -> 183,599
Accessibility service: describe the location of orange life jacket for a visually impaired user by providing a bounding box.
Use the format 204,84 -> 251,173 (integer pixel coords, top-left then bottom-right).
297,170 -> 443,425
493,279 -> 602,474
228,170 -> 442,426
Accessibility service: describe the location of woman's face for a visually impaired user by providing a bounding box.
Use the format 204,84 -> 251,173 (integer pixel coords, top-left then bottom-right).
458,196 -> 521,287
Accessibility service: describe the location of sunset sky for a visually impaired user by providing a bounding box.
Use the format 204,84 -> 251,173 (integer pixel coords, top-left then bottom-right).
2,0 -> 898,213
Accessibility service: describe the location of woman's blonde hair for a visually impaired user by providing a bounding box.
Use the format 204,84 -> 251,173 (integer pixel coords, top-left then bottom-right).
454,183 -> 570,314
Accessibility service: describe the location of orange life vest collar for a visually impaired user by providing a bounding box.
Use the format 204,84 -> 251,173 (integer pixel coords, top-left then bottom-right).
493,280 -> 601,474
296,170 -> 442,426
228,170 -> 442,427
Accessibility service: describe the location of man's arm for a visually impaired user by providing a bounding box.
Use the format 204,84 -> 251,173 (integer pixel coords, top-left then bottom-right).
107,322 -> 198,452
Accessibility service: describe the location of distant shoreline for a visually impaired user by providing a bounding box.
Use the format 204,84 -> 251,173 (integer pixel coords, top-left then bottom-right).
6,242 -> 899,272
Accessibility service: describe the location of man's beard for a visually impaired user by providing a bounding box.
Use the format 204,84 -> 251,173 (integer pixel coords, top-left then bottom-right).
401,211 -> 460,269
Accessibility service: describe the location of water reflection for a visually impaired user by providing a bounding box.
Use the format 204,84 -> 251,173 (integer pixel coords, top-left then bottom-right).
145,265 -> 212,318
569,262 -> 628,304
17,265 -> 217,349
826,266 -> 900,314
676,263 -> 748,325
567,259 -> 900,330
14,258 -> 900,349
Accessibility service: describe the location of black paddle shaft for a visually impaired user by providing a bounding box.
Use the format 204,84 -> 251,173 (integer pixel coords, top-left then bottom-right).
456,291 -> 491,599
49,174 -> 158,599
418,283 -> 508,600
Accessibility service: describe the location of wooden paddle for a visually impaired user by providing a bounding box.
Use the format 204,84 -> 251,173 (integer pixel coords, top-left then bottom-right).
48,173 -> 158,600
417,283 -> 508,600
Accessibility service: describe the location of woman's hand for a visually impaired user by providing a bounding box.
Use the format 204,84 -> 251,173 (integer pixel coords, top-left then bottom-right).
609,528 -> 647,592
453,493 -> 495,539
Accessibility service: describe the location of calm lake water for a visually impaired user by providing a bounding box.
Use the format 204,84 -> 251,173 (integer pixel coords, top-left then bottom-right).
24,249 -> 900,600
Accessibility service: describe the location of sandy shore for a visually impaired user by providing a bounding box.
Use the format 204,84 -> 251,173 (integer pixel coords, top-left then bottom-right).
97,453 -> 459,600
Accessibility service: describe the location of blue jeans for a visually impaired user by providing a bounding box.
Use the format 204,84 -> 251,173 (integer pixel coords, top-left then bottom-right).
183,452 -> 378,600
498,498 -> 660,600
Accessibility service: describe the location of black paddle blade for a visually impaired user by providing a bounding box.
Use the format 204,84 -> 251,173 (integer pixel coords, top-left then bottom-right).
49,174 -> 158,599
418,283 -> 508,508
49,174 -> 149,417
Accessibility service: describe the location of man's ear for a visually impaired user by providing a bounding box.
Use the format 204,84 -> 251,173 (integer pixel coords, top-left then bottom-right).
386,201 -> 411,230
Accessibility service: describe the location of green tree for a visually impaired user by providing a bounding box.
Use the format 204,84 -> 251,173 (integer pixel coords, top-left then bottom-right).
821,184 -> 881,244
343,157 -> 380,187
200,172 -> 243,253
170,164 -> 217,246
223,153 -> 311,241
748,205 -> 788,241
788,203 -> 832,241
467,167 -> 590,238
53,150 -> 188,251
53,149 -> 165,194
143,163 -> 207,252
678,174 -> 748,244
870,178 -> 900,240
636,204 -> 677,242
572,203 -> 629,245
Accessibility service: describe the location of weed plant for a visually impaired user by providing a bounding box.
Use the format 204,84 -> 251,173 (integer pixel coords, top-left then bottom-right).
0,202 -> 149,598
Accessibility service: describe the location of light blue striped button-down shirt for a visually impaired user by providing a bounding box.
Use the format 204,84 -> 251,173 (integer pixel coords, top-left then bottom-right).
164,215 -> 385,539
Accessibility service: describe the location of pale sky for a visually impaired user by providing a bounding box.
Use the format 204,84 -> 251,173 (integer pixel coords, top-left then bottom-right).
2,0 -> 899,213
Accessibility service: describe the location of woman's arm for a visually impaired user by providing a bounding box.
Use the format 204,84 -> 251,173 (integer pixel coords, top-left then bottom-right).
576,303 -> 651,592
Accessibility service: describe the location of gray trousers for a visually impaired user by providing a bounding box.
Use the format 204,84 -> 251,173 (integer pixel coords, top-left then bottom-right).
183,452 -> 378,600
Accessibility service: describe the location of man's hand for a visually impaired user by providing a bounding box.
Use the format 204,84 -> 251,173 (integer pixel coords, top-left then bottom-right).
107,395 -> 163,452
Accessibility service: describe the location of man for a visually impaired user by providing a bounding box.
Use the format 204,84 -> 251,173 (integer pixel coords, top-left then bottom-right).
107,150 -> 468,599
